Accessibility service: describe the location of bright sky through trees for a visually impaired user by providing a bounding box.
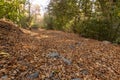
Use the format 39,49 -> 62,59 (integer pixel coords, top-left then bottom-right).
31,0 -> 50,16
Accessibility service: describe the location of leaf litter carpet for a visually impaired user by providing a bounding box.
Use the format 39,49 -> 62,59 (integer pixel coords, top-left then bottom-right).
0,20 -> 120,80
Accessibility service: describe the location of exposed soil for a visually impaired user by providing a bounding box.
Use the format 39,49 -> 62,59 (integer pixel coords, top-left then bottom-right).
0,20 -> 120,80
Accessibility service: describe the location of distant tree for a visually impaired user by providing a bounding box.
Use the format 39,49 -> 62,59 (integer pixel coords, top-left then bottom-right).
47,0 -> 79,30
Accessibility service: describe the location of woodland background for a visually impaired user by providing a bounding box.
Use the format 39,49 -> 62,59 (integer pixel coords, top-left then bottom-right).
0,0 -> 120,43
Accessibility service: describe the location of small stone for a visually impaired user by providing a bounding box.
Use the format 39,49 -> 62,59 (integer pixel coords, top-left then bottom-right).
28,71 -> 39,79
80,69 -> 89,75
47,52 -> 60,58
1,75 -> 8,80
61,57 -> 71,65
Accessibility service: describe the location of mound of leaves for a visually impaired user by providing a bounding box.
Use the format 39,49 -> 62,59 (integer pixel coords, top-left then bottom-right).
0,20 -> 38,54
0,20 -> 22,53
0,20 -> 120,80
0,20 -> 40,79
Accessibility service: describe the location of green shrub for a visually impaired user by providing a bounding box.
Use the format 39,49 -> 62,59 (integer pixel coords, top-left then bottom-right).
115,37 -> 120,44
75,19 -> 111,41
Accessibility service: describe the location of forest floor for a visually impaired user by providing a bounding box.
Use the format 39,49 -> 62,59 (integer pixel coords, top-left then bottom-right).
0,20 -> 120,80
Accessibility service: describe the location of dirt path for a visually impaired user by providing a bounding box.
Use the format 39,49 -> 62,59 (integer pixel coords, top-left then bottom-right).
0,20 -> 120,80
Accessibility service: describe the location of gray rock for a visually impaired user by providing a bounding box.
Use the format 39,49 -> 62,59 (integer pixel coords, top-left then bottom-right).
80,69 -> 89,75
47,52 -> 60,58
28,71 -> 39,79
61,57 -> 71,65
1,75 -> 8,80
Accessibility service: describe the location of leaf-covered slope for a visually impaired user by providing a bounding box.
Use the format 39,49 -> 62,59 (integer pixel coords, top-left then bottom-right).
0,20 -> 120,80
